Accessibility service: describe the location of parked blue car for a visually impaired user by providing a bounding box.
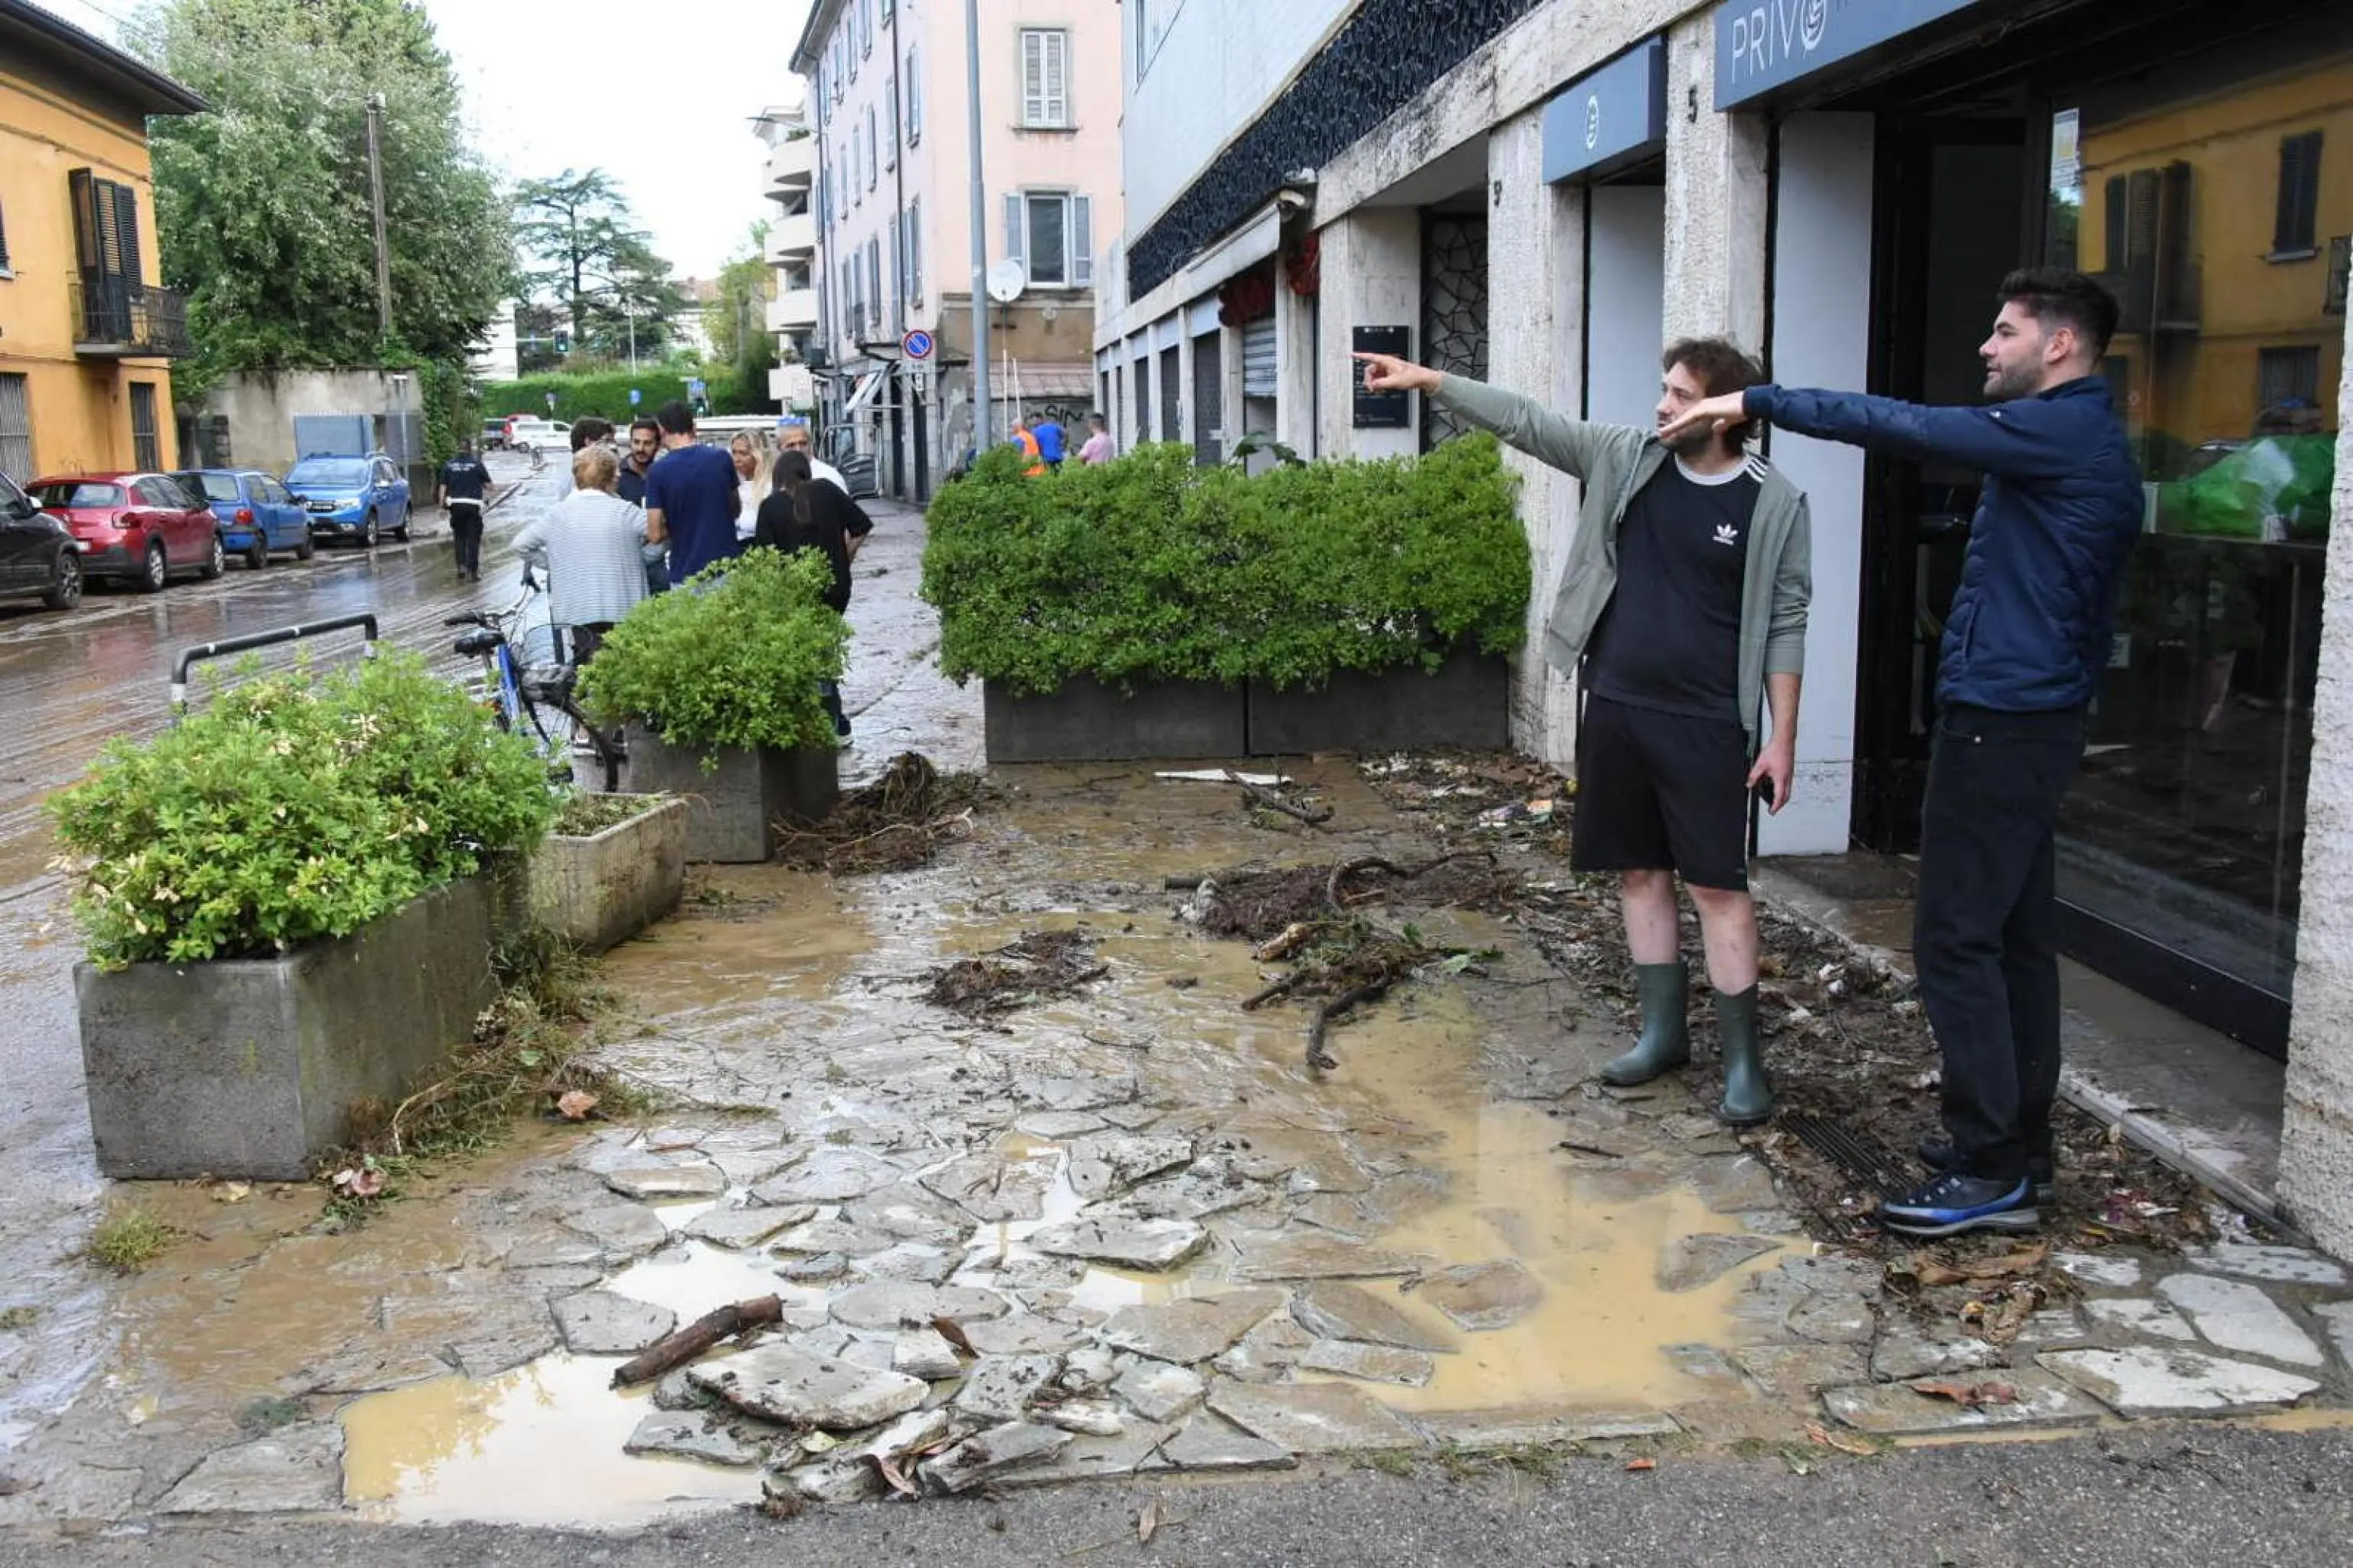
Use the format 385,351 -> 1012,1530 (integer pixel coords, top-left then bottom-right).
172,468 -> 315,568
285,453 -> 412,548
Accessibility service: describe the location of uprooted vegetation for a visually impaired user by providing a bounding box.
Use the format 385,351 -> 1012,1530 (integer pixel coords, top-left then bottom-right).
924,929 -> 1108,1018
775,752 -> 990,875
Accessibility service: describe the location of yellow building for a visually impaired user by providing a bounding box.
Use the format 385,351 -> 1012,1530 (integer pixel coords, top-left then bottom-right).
0,1 -> 205,483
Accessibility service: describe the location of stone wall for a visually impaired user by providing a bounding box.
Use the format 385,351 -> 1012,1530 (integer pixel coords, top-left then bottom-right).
199,368 -> 427,480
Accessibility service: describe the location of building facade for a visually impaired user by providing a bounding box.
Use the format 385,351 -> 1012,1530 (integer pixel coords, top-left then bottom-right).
1099,0 -> 2353,1252
0,1 -> 203,483
756,98 -> 820,410
790,0 -> 1121,499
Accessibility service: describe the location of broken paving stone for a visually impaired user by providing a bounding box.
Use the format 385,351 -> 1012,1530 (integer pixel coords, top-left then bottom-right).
1215,1315 -> 1314,1383
1732,1344 -> 1870,1399
2315,1302 -> 2353,1368
1298,1340 -> 1435,1386
1657,1233 -> 1782,1294
1690,1154 -> 1785,1214
991,1252 -> 1088,1291
1100,1290 -> 1285,1366
1216,1122 -> 1374,1195
922,1422 -> 1073,1494
1040,1400 -> 1127,1437
1664,1344 -> 1743,1386
706,1148 -> 803,1187
1127,1157 -> 1276,1222
686,1206 -> 811,1250
603,1163 -> 728,1202
1096,1102 -> 1167,1132
773,1217 -> 896,1259
690,1344 -> 930,1431
653,1370 -> 710,1411
777,1252 -> 849,1283
448,1325 -> 561,1382
844,1187 -> 975,1249
997,1419 -> 1175,1487
1775,1255 -> 1883,1299
1291,1281 -> 1455,1354
2054,1251 -> 2144,1290
851,1243 -> 961,1287
1061,1347 -> 1118,1392
962,1314 -> 1095,1356
1415,1408 -> 1681,1451
154,1425 -> 345,1515
828,1282 -> 1011,1331
2013,1307 -> 2086,1348
553,1291 -> 678,1356
1229,1232 -> 1425,1283
2040,1347 -> 2322,1416
1417,1259 -> 1545,1331
1207,1381 -> 1421,1453
1734,1210 -> 1805,1236
623,1412 -> 764,1467
1014,1075 -> 1140,1113
1824,1370 -> 2101,1435
501,1236 -> 610,1271
1029,1213 -> 1207,1271
2154,1274 -> 2325,1367
1870,1327 -> 2005,1383
1114,1360 -> 1206,1422
1290,1193 -> 1376,1239
954,1354 -> 1064,1422
2083,1297 -> 2196,1344
892,1328 -> 964,1380
561,1203 -> 673,1257
1785,1292 -> 1877,1346
2184,1243 -> 2349,1288
1014,1110 -> 1110,1140
919,1154 -> 1055,1223
1066,1136 -> 1195,1202
1156,1413 -> 1297,1472
752,1148 -> 907,1206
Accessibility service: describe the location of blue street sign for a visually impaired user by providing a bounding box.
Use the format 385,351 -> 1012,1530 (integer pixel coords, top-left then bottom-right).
544,391 -> 557,411
902,329 -> 935,361
688,378 -> 707,397
628,387 -> 642,406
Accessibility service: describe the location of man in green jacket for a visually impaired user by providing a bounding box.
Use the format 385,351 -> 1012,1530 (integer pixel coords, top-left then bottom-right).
1356,339 -> 1811,1124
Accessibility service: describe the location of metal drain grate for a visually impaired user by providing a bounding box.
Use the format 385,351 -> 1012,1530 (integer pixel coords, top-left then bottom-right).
1782,1111 -> 1923,1201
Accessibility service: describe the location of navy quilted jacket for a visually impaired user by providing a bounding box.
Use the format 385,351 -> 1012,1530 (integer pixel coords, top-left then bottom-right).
1745,378 -> 2144,712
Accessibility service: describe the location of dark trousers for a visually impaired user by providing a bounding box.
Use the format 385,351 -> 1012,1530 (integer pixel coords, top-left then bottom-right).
1913,703 -> 2085,1183
449,502 -> 484,574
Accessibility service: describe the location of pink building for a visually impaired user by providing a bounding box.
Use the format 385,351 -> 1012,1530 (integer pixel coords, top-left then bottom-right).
790,0 -> 1122,499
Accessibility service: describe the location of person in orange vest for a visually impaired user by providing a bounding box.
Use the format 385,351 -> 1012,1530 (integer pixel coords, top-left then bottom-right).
1010,414 -> 1046,478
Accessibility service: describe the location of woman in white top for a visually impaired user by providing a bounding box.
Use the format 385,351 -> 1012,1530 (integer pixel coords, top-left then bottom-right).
729,433 -> 770,542
511,444 -> 649,663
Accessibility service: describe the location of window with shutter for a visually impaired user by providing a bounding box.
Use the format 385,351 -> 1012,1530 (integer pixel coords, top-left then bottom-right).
1072,195 -> 1092,288
2274,131 -> 2322,257
1005,192 -> 1025,269
1026,194 -> 1069,286
885,74 -> 898,169
1020,29 -> 1069,127
866,110 -> 879,189
909,198 -> 923,303
906,48 -> 921,143
868,239 -> 882,332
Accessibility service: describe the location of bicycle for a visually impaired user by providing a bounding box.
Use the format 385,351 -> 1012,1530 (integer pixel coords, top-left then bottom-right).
447,578 -> 621,791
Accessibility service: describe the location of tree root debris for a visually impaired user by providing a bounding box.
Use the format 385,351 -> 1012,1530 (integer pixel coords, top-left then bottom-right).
774,752 -> 990,875
924,930 -> 1108,1017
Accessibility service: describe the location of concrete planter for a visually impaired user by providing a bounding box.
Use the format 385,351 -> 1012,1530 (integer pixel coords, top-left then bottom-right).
74,877 -> 502,1181
621,723 -> 840,863
983,676 -> 1248,763
1246,650 -> 1511,755
528,795 -> 689,952
980,655 -> 1507,763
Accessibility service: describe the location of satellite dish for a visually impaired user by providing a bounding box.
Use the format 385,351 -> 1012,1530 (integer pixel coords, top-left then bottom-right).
986,259 -> 1027,303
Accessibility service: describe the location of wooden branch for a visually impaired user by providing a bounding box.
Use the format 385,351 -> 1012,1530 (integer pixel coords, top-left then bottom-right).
610,1295 -> 784,1388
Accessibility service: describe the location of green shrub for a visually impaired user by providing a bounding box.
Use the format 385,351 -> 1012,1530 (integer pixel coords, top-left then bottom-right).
577,548 -> 848,760
482,370 -> 692,424
921,434 -> 1530,695
50,652 -> 558,968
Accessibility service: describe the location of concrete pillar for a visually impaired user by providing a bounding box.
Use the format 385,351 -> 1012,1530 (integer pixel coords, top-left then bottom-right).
1316,207 -> 1422,462
1275,268 -> 1317,457
1220,319 -> 1246,462
2280,301 -> 2353,1262
1484,107 -> 1585,771
1662,14 -> 1769,355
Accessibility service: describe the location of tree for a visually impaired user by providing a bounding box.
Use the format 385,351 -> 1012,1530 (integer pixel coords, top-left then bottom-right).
139,0 -> 509,402
514,169 -> 685,361
704,228 -> 777,414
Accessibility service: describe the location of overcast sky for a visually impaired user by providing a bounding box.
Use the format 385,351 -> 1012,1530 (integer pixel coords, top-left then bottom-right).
52,0 -> 811,281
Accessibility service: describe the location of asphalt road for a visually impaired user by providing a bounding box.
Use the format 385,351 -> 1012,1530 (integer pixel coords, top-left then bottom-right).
0,1424 -> 2346,1566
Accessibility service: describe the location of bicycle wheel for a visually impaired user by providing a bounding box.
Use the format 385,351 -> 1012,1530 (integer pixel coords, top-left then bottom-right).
558,699 -> 623,793
516,690 -> 619,791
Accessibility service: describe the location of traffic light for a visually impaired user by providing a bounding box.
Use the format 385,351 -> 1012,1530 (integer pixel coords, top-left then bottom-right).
554,330 -> 572,355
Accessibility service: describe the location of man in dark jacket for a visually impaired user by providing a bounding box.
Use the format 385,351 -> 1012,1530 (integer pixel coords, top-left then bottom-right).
1666,267 -> 2143,1239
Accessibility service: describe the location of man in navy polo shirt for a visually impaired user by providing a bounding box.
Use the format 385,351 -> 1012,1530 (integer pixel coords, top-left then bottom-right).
642,401 -> 741,587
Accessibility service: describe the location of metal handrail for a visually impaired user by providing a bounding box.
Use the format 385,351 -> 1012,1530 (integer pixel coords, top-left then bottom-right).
169,614 -> 380,713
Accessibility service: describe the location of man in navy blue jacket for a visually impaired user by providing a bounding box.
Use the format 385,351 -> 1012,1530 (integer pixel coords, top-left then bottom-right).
1664,269 -> 2142,1239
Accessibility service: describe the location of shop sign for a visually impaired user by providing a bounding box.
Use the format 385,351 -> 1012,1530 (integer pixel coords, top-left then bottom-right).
1350,326 -> 1412,430
1714,0 -> 1990,110
1542,38 -> 1668,185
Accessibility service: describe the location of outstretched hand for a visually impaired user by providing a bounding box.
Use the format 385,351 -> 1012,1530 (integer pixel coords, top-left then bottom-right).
1350,352 -> 1441,395
1657,391 -> 1751,447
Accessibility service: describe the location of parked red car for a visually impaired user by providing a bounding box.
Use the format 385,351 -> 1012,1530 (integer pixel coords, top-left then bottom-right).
26,472 -> 224,591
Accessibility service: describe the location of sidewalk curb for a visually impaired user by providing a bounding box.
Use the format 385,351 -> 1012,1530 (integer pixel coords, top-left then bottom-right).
1748,864 -> 2300,1236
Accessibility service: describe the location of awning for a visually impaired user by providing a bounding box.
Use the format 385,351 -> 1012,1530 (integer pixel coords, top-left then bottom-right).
843,369 -> 886,413
993,362 -> 1096,401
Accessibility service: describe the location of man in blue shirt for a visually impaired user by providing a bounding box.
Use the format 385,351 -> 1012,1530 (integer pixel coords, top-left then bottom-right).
1033,414 -> 1066,470
1665,268 -> 2143,1240
642,401 -> 741,587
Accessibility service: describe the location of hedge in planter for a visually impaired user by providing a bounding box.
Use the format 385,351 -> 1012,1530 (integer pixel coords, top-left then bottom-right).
578,548 -> 847,859
921,436 -> 1530,757
50,653 -> 560,1179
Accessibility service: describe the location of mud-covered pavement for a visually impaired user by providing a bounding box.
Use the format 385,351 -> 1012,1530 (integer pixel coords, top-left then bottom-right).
4,486 -> 2353,1540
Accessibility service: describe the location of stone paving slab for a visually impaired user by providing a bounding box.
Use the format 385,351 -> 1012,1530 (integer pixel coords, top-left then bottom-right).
995,1419 -> 1177,1487
1417,1259 -> 1545,1331
1823,1371 -> 2102,1436
2155,1275 -> 2325,1367
685,1205 -> 811,1249
2184,1244 -> 2349,1287
1029,1213 -> 1208,1271
1207,1383 -> 1422,1452
623,1412 -> 763,1467
828,1282 -> 1013,1331
551,1291 -> 676,1355
154,1425 -> 345,1515
2040,1347 -> 2324,1416
1114,1360 -> 1209,1422
1156,1413 -> 1296,1471
689,1344 -> 930,1431
1290,1281 -> 1457,1353
604,1163 -> 728,1200
1229,1232 -> 1427,1282
1413,1408 -> 1684,1450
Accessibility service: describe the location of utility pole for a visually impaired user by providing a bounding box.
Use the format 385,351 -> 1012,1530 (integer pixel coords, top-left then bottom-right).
964,0 -> 990,450
365,93 -> 394,339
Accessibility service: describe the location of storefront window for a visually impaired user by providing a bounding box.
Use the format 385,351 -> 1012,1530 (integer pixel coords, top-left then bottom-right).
2045,55 -> 2351,998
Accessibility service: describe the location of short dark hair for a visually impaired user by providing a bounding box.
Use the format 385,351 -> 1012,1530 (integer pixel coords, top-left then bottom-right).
629,417 -> 660,439
655,400 -> 694,437
1662,337 -> 1766,401
569,416 -> 615,451
1997,268 -> 2119,361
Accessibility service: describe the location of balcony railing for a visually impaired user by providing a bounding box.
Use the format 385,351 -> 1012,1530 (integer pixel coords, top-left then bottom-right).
70,280 -> 194,358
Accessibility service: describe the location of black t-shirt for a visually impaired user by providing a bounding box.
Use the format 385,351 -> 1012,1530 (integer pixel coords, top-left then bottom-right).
616,461 -> 650,506
1585,457 -> 1760,724
437,455 -> 489,502
754,479 -> 874,612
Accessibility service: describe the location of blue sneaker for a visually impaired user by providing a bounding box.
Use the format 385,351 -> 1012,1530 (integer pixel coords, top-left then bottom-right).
1880,1171 -> 2038,1238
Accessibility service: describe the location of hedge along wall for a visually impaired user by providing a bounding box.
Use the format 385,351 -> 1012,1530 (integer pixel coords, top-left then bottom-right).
481,369 -> 774,425
921,436 -> 1531,696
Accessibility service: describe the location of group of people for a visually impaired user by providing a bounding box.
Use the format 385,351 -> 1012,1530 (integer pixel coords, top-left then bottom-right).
1008,411 -> 1115,476
1356,265 -> 2143,1240
452,402 -> 873,740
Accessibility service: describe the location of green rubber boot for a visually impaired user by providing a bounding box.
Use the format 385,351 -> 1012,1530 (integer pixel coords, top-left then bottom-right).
1600,961 -> 1691,1087
1715,984 -> 1775,1125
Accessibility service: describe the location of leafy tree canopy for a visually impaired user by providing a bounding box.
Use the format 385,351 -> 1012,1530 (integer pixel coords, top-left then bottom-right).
515,168 -> 686,362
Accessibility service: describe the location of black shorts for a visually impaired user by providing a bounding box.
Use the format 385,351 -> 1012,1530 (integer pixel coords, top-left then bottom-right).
1573,695 -> 1751,891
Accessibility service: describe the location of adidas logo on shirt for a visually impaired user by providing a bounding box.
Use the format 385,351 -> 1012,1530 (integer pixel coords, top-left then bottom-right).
1713,522 -> 1740,547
